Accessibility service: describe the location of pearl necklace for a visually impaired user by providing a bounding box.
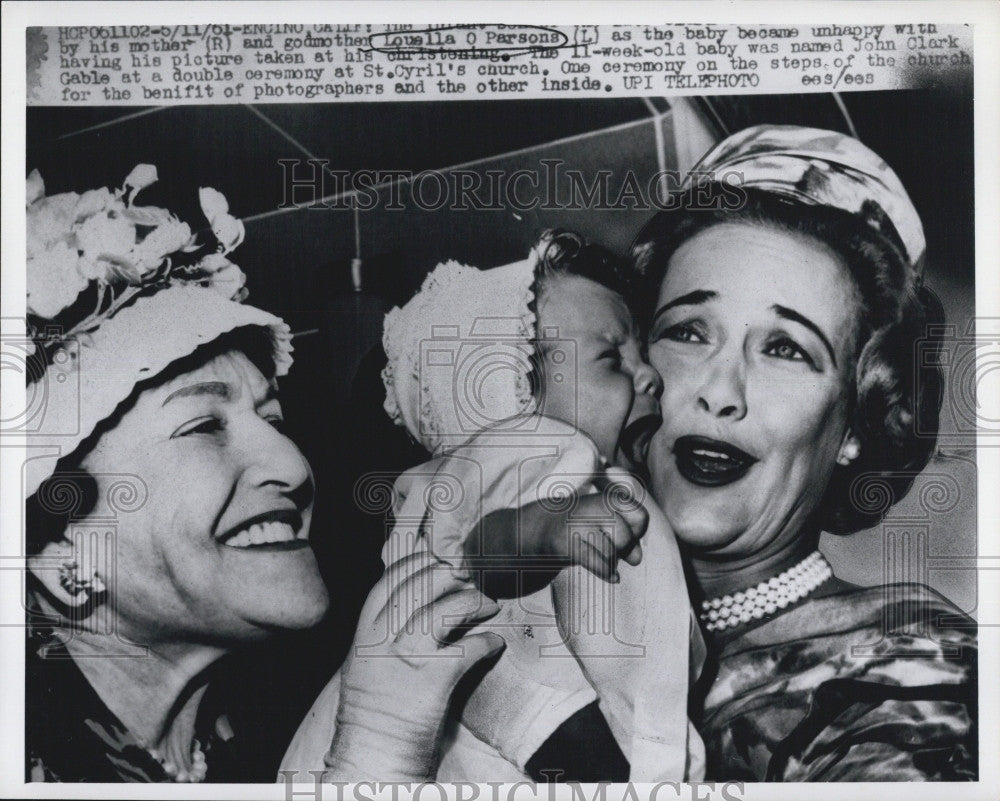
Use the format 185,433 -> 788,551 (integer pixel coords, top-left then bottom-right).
699,550 -> 833,632
147,739 -> 208,783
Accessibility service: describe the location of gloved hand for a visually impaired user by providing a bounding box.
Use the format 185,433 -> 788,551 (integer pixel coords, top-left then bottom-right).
323,551 -> 506,781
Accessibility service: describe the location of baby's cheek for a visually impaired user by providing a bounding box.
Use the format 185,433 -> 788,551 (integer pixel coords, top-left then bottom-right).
540,372 -> 574,428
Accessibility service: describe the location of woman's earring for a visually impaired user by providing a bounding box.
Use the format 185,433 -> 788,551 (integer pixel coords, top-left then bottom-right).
58,561 -> 106,598
838,439 -> 861,466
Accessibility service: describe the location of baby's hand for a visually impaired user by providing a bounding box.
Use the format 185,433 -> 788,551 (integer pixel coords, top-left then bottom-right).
523,466 -> 648,582
463,467 -> 648,594
554,466 -> 648,581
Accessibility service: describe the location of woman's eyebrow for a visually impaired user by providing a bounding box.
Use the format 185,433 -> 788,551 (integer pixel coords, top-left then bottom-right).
650,289 -> 718,330
161,381 -> 231,406
772,304 -> 838,366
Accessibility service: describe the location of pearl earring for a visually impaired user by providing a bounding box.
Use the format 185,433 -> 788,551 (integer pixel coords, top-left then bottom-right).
839,440 -> 861,465
58,561 -> 106,598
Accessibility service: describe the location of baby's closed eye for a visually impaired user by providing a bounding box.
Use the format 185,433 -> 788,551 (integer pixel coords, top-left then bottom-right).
598,347 -> 623,368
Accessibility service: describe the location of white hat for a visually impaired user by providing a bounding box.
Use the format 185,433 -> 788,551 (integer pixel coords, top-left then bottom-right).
381,257 -> 539,456
24,165 -> 292,498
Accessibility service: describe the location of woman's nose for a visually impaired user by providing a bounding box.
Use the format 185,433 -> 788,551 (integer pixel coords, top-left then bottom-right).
697,354 -> 747,420
244,421 -> 314,499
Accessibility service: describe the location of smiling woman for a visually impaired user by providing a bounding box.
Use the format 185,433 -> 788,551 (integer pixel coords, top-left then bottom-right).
23,166 -> 505,782
45,330 -> 330,643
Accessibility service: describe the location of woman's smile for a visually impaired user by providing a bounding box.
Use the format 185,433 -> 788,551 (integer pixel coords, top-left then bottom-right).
216,509 -> 306,549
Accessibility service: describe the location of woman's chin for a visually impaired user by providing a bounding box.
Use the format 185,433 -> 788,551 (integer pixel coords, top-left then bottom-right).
663,502 -> 748,552
217,548 -> 330,632
265,593 -> 330,631
672,524 -> 743,553
239,585 -> 330,634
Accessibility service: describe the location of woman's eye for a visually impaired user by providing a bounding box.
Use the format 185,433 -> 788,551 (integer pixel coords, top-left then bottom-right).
657,322 -> 706,345
764,337 -> 813,365
171,416 -> 224,439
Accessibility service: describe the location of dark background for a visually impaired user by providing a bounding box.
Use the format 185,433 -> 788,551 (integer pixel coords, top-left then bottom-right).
26,91 -> 977,771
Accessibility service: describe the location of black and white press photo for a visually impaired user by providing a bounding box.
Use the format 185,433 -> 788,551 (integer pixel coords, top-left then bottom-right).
2,6 -> 997,801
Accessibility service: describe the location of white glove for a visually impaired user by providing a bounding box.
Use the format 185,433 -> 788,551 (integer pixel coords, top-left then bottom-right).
323,551 -> 506,781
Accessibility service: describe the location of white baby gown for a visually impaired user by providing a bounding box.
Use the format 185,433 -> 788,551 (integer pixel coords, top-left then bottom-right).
281,416 -> 705,781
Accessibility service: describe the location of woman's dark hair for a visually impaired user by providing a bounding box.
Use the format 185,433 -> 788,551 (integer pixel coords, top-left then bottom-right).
631,185 -> 945,534
526,229 -> 639,397
26,326 -> 278,556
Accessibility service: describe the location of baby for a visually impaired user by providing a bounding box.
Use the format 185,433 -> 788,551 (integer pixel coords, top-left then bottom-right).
283,232 -> 704,781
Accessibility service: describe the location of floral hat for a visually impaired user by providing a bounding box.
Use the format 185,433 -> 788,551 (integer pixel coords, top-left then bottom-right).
23,165 -> 293,498
684,125 -> 926,270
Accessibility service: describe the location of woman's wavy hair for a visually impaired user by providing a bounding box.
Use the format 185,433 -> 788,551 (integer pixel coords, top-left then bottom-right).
630,184 -> 945,533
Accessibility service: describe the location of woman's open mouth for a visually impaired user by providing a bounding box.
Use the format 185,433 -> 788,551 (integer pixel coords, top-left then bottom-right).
673,435 -> 758,487
217,511 -> 308,551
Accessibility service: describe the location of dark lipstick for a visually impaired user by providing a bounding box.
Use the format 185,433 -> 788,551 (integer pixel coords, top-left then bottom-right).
673,435 -> 757,487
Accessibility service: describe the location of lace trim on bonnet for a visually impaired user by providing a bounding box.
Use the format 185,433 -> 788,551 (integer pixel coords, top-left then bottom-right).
381,254 -> 540,456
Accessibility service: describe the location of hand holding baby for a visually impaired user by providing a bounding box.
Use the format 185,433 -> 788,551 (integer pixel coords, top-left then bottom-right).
323,552 -> 506,781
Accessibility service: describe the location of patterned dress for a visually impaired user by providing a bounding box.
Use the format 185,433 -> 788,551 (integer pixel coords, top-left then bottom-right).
698,582 -> 977,781
26,636 -> 258,782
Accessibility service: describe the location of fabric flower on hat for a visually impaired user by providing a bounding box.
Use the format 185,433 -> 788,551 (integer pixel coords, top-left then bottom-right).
129,217 -> 194,276
27,191 -> 80,258
26,165 -> 250,356
123,164 -> 158,194
199,187 -> 245,254
76,212 -> 137,271
196,253 -> 247,301
73,187 -> 116,221
27,240 -> 88,318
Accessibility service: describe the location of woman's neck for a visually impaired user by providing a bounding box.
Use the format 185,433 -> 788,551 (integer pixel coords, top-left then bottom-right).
686,530 -> 821,602
49,612 -> 225,773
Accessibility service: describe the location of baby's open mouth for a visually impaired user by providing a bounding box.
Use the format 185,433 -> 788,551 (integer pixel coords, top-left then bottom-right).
621,413 -> 662,468
217,511 -> 307,549
673,435 -> 758,487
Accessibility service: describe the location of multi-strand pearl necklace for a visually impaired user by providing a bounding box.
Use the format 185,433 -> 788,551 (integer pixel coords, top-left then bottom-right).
147,739 -> 208,783
699,550 -> 833,632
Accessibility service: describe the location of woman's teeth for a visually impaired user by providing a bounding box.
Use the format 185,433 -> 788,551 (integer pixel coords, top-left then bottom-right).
693,448 -> 733,461
673,435 -> 757,487
225,521 -> 300,548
